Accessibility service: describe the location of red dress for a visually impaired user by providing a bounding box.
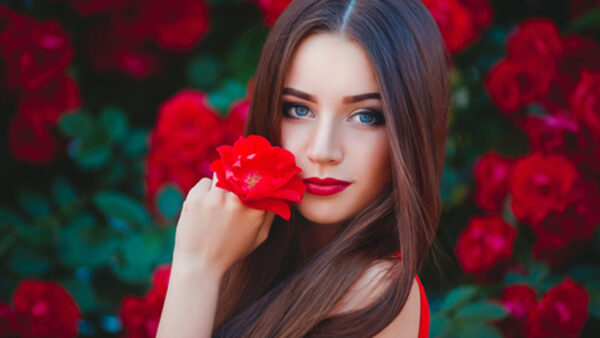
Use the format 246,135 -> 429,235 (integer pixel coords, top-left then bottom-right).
393,252 -> 430,338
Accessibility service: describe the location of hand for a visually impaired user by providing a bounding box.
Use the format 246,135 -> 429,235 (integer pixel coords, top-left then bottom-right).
172,173 -> 276,277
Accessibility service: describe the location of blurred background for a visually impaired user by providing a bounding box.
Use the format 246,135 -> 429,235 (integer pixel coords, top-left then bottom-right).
0,0 -> 598,337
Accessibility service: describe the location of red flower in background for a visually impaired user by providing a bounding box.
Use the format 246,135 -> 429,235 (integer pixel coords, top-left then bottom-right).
68,0 -> 123,16
9,280 -> 81,338
148,0 -> 210,51
8,114 -> 59,164
570,70 -> 600,142
524,277 -> 589,338
555,35 -> 600,93
484,59 -> 552,114
457,0 -> 493,30
120,265 -> 171,338
473,152 -> 514,213
509,153 -> 578,224
0,302 -> 12,336
1,17 -> 74,90
145,90 -> 225,209
531,182 -> 600,266
223,98 -> 249,144
422,0 -> 476,53
254,0 -> 293,27
506,18 -> 564,65
496,284 -> 538,338
455,216 -> 517,282
145,90 -> 248,215
18,75 -> 81,126
209,135 -> 305,220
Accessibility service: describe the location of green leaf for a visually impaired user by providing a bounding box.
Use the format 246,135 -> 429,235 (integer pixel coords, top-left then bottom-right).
8,245 -> 51,277
568,9 -> 600,32
99,107 -> 128,143
439,285 -> 479,314
208,90 -> 232,115
527,262 -> 550,287
52,178 -> 77,207
59,214 -> 119,268
123,129 -> 148,157
455,322 -> 503,338
75,144 -> 111,169
0,208 -> 26,232
157,185 -> 183,219
93,191 -> 153,228
188,54 -> 221,89
61,279 -> 101,313
111,232 -> 163,283
455,301 -> 508,322
18,190 -> 50,218
221,79 -> 247,102
17,219 -> 56,247
59,112 -> 94,138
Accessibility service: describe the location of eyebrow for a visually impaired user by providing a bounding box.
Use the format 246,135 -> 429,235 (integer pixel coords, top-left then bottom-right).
282,87 -> 381,104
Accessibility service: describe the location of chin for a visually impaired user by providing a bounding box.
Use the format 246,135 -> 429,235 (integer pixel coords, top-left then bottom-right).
295,197 -> 354,225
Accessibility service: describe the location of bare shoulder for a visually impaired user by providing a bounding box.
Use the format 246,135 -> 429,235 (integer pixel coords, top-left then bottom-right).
328,259 -> 421,337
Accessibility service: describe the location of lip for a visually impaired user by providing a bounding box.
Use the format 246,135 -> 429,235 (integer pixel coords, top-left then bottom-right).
303,177 -> 351,196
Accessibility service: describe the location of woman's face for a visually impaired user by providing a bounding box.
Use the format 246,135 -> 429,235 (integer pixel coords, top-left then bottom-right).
280,33 -> 392,226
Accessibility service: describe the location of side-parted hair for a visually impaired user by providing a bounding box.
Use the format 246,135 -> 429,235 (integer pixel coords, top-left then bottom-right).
214,0 -> 450,336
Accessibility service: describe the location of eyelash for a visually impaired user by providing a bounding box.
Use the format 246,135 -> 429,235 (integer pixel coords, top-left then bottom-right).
281,102 -> 385,126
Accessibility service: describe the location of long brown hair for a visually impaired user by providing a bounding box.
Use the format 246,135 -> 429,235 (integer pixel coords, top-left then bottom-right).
214,0 -> 450,336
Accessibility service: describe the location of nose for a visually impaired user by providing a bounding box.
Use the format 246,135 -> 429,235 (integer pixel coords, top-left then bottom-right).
306,115 -> 343,165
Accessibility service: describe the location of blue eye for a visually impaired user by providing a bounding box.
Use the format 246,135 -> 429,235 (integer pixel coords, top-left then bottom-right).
282,102 -> 312,118
353,111 -> 385,126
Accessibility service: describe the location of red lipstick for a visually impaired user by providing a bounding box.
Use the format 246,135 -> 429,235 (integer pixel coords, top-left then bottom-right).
303,177 -> 351,196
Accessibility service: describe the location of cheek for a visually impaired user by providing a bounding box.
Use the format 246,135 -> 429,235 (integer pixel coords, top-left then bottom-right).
280,121 -> 306,160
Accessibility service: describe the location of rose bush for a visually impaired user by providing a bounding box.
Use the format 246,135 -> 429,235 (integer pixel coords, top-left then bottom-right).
1,1 -> 598,337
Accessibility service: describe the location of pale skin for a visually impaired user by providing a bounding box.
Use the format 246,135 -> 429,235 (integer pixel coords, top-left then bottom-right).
157,33 -> 421,337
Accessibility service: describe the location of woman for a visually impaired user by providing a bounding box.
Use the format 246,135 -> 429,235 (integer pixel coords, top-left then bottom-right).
157,0 -> 449,336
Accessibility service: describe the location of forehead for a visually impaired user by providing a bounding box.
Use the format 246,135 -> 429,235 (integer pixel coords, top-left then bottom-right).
284,33 -> 380,96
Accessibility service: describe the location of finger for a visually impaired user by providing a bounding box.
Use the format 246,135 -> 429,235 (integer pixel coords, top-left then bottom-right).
211,172 -> 219,190
190,177 -> 212,194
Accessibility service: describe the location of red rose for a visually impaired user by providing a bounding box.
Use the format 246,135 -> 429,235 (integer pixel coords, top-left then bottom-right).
83,20 -> 160,80
507,18 -> 564,64
145,90 -> 227,212
119,265 -> 171,338
531,182 -> 600,265
209,135 -> 306,220
509,153 -> 577,224
473,152 -> 514,213
223,97 -> 249,144
524,277 -> 589,338
570,70 -> 600,141
8,114 -> 59,164
18,75 -> 81,126
253,0 -> 293,27
518,114 -> 586,157
0,301 -> 13,336
148,0 -> 210,51
496,284 -> 538,338
456,0 -> 493,30
9,280 -> 81,338
68,0 -> 122,16
455,215 -> 517,282
2,17 -> 74,90
556,35 -> 600,93
484,59 -> 552,114
422,0 -> 477,53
